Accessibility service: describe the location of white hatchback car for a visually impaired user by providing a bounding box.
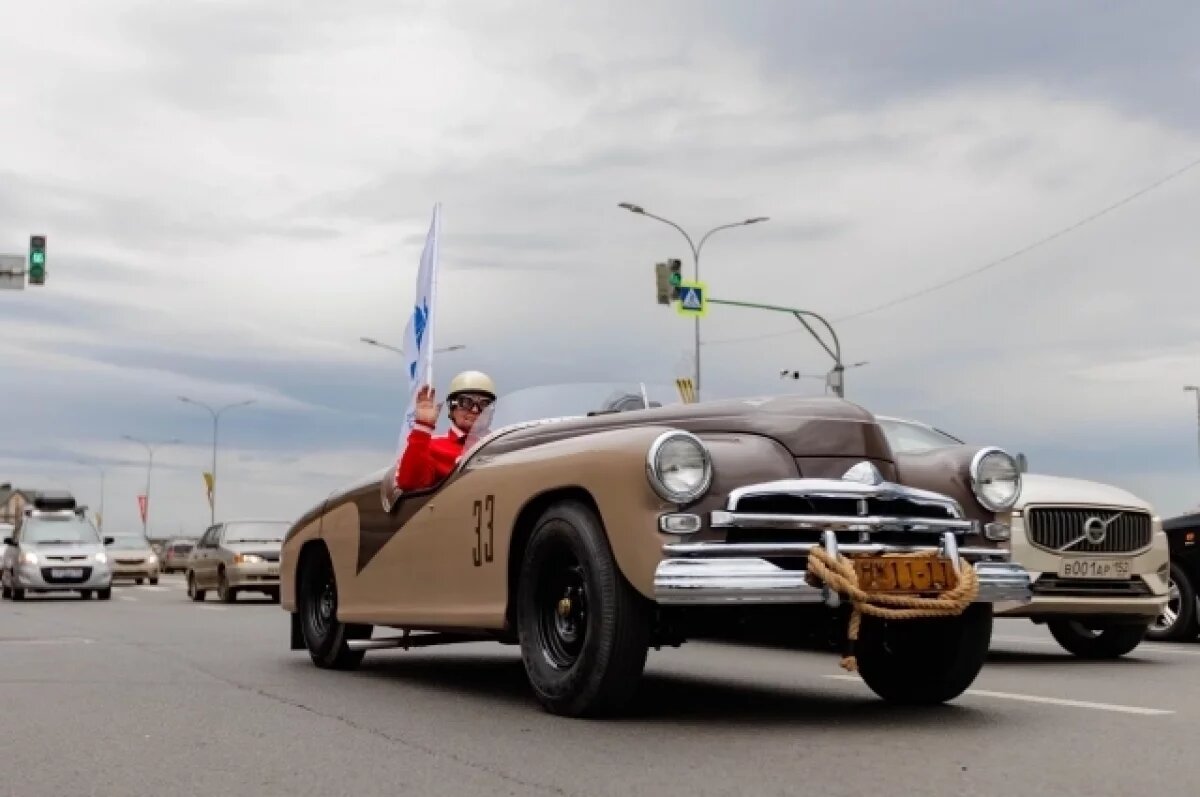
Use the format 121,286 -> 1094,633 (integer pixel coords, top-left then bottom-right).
879,416 -> 1169,659
1,494 -> 114,601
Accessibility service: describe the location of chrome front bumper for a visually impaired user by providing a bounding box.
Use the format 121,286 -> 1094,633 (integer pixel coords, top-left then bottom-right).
653,532 -> 1032,606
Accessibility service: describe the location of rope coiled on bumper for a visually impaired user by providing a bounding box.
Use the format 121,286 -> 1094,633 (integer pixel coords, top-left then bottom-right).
806,548 -> 979,672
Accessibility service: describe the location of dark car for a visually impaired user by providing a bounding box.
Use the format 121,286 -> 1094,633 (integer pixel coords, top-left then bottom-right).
1148,511 -> 1200,640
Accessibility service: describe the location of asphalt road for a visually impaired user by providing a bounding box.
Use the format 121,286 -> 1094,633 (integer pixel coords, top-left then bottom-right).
2,575 -> 1195,797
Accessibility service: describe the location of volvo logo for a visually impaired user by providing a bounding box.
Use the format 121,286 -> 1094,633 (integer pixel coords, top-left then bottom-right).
1083,513 -> 1122,544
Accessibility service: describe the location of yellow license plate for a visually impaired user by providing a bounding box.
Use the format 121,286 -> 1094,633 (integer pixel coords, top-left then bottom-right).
852,556 -> 957,593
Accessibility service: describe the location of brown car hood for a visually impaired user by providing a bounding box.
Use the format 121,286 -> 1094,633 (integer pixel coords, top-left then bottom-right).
478,395 -> 890,461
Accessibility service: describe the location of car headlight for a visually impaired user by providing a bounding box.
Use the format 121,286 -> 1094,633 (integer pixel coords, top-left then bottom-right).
19,551 -> 37,565
970,447 -> 1022,512
94,552 -> 107,564
235,553 -> 264,564
147,554 -> 158,564
647,431 -> 712,504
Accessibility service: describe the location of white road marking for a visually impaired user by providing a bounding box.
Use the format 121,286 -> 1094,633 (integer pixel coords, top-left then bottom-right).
825,675 -> 1174,715
0,637 -> 95,645
993,634 -> 1200,657
118,596 -> 137,602
196,605 -> 227,611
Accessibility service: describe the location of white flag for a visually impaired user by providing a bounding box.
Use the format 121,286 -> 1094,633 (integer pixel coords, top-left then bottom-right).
398,203 -> 441,451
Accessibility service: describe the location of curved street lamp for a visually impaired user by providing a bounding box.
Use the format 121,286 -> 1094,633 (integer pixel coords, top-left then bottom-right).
618,203 -> 769,400
360,337 -> 466,357
121,435 -> 181,537
177,397 -> 255,526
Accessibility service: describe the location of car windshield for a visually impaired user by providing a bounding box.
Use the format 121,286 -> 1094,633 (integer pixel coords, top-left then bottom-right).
22,515 -> 101,544
878,417 -> 964,454
223,522 -> 289,543
109,536 -> 151,550
169,543 -> 194,553
461,381 -> 686,453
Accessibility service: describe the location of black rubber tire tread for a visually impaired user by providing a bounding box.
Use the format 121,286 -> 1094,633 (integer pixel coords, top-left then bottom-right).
149,577 -> 159,585
187,573 -> 206,602
12,588 -> 25,601
218,572 -> 237,604
854,603 -> 993,705
517,500 -> 651,718
97,588 -> 112,601
1146,563 -> 1198,642
1048,619 -> 1148,659
297,545 -> 369,670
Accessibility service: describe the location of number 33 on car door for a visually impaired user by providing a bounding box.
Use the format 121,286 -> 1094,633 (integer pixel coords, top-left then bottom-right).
473,495 -> 495,566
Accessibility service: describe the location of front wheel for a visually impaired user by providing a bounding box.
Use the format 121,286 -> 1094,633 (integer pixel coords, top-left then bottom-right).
297,545 -> 370,669
855,603 -> 993,705
217,572 -> 237,604
1146,563 -> 1198,642
97,588 -> 112,601
1048,619 -> 1148,659
149,577 -> 159,585
517,500 -> 652,718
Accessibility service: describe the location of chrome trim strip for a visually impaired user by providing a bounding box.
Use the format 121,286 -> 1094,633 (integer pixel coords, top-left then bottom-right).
710,510 -> 974,533
725,478 -> 965,517
652,557 -> 1032,605
662,541 -> 1010,560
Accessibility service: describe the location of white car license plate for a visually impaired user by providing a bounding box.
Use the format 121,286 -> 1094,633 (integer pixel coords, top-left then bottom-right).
1058,558 -> 1132,580
51,568 -> 84,579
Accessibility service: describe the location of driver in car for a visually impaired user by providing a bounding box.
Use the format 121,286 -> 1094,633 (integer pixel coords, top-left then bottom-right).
394,370 -> 496,492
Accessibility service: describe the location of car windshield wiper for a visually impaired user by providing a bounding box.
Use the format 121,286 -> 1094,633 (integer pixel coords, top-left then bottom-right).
36,539 -> 81,545
230,538 -> 280,544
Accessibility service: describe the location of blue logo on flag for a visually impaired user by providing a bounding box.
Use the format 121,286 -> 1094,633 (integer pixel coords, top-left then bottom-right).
413,299 -> 429,351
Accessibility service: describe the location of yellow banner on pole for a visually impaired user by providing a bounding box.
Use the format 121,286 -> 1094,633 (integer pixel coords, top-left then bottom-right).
675,378 -> 697,404
202,472 -> 215,509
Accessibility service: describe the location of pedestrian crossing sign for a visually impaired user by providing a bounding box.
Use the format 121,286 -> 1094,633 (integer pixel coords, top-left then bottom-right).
675,280 -> 707,317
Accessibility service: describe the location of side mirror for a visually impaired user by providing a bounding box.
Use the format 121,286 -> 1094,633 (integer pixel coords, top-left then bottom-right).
2,537 -> 14,546
103,537 -> 115,545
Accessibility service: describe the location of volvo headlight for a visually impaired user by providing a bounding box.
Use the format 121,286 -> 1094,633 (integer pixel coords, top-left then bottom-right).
647,431 -> 712,503
970,447 -> 1022,512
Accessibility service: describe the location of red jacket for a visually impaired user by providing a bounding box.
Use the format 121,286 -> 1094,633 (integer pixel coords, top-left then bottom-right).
394,422 -> 468,491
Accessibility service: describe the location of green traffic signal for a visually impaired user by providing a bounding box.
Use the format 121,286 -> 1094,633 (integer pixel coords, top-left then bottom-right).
29,235 -> 46,285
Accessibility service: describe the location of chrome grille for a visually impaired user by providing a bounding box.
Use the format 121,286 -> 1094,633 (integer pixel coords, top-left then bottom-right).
1025,508 -> 1152,554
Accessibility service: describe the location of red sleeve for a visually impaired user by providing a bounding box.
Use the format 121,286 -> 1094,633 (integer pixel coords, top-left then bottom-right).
395,424 -> 437,491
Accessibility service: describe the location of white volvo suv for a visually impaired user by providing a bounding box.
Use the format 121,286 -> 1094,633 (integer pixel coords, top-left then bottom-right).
879,416 -> 1169,659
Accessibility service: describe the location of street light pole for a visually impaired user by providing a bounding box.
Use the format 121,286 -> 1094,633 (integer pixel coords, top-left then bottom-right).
1186,386 -> 1200,471
619,203 -> 769,401
74,461 -> 106,532
360,337 -> 466,357
177,397 -> 255,526
122,436 -> 180,538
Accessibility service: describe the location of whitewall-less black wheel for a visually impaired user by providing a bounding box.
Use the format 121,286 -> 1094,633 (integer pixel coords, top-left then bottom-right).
517,501 -> 651,718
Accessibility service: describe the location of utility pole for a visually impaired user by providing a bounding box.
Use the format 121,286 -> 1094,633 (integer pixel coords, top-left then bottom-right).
1186,386 -> 1200,471
620,203 -> 769,401
177,398 -> 255,526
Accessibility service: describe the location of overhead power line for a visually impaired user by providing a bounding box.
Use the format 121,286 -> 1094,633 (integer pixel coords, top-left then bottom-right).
704,154 -> 1200,348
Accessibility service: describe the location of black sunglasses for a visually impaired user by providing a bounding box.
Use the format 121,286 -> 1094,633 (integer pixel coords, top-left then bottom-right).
451,395 -> 493,413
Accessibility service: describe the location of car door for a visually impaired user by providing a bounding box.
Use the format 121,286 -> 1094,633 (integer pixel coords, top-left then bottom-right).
194,527 -> 218,588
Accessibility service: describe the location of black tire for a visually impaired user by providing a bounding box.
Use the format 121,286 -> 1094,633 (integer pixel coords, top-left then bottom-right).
855,603 -> 993,705
1146,563 -> 1198,642
297,545 -> 370,669
187,573 -> 206,602
12,588 -> 25,601
135,578 -> 144,585
516,500 -> 652,718
150,577 -> 159,586
80,590 -> 93,600
1048,619 -> 1148,659
97,588 -> 112,601
2,582 -> 11,599
217,571 -> 237,604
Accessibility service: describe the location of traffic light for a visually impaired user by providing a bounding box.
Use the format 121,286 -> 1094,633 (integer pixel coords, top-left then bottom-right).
28,235 -> 46,285
654,262 -> 671,304
667,259 -> 682,299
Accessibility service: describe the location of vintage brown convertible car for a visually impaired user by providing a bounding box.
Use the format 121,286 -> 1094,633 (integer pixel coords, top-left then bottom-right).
280,387 -> 1032,717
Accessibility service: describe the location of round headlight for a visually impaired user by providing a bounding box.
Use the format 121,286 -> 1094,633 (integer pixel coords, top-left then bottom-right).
970,447 -> 1022,512
647,431 -> 712,503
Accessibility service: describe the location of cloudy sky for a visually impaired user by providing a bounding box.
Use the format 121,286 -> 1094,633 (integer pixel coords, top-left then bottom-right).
2,0 -> 1198,536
